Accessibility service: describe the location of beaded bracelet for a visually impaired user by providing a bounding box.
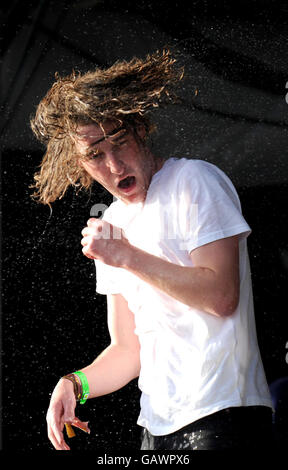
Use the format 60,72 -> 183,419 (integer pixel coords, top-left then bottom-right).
63,373 -> 82,401
63,371 -> 90,404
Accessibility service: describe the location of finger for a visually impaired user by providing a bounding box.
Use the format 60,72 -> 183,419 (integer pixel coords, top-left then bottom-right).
49,416 -> 64,447
87,218 -> 98,226
82,224 -> 105,238
81,235 -> 98,248
87,217 -> 102,224
81,227 -> 89,237
81,226 -> 96,236
82,246 -> 96,259
81,236 -> 89,246
48,423 -> 70,451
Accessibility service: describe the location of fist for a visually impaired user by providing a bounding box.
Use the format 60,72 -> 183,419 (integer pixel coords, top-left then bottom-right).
81,218 -> 130,267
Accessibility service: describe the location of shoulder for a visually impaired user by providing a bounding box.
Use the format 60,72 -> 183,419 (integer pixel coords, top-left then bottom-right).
180,158 -> 228,180
163,158 -> 232,192
162,158 -> 240,210
162,157 -> 227,181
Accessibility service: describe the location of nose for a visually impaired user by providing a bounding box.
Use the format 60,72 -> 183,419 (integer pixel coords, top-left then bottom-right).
106,152 -> 125,174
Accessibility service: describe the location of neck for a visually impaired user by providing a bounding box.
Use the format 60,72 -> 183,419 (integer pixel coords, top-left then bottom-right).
150,153 -> 165,177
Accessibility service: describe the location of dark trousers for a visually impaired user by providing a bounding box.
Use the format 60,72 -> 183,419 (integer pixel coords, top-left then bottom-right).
141,406 -> 273,450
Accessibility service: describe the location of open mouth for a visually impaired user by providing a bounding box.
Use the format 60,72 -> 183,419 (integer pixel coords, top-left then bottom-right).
118,176 -> 136,191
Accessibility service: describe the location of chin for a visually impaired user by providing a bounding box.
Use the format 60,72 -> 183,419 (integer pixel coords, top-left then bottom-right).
123,193 -> 145,204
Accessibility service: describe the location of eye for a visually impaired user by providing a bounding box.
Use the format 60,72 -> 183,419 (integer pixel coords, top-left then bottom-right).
87,149 -> 104,160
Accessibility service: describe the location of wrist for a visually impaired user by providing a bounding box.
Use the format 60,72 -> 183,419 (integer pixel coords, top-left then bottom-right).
62,374 -> 82,401
122,244 -> 149,274
62,371 -> 90,405
120,243 -> 139,270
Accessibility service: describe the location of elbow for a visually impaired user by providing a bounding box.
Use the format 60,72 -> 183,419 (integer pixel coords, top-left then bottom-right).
213,290 -> 239,318
129,346 -> 141,379
218,300 -> 238,317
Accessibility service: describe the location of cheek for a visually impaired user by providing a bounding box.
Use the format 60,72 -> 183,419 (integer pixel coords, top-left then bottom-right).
81,161 -> 114,187
80,160 -> 101,177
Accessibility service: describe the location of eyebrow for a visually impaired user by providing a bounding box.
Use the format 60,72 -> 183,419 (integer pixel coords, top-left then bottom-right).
80,126 -> 129,159
87,125 -> 127,147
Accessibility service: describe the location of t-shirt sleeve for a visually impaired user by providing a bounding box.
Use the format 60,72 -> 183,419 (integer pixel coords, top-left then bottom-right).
177,160 -> 251,252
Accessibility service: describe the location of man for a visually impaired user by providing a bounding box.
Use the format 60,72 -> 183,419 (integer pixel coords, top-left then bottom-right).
31,51 -> 272,451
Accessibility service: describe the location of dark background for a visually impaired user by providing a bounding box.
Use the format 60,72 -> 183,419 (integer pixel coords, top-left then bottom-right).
1,0 -> 288,452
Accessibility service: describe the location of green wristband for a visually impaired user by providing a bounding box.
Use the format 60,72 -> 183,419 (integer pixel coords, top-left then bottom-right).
74,370 -> 90,404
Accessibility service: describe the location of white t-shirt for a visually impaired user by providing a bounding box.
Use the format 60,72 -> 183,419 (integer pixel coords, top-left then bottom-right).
95,158 -> 272,436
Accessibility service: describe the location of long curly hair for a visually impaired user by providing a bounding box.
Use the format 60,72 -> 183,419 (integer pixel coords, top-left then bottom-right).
30,50 -> 184,205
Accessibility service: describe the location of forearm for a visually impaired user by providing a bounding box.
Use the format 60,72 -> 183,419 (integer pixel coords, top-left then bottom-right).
47,341 -> 140,450
81,219 -> 239,317
77,343 -> 140,399
123,246 -> 236,317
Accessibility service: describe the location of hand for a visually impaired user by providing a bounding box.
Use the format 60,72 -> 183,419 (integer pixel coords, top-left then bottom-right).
46,378 -> 79,450
81,218 -> 132,267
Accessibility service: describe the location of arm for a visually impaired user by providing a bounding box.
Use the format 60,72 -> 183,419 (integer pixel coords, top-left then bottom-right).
81,219 -> 240,317
46,293 -> 140,450
80,293 -> 140,396
124,235 -> 240,317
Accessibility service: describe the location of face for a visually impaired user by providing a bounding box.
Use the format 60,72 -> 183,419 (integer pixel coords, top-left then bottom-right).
74,121 -> 163,204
